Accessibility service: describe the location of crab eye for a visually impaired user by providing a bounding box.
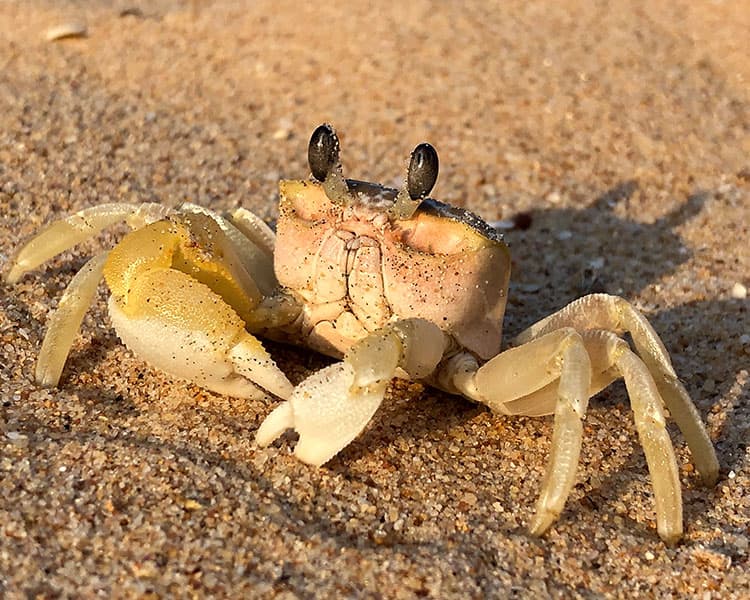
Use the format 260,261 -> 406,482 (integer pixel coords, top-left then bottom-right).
407,143 -> 439,200
308,124 -> 340,182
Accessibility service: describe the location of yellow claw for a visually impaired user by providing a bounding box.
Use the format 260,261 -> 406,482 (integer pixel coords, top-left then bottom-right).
107,264 -> 291,400
104,216 -> 263,325
101,215 -> 292,400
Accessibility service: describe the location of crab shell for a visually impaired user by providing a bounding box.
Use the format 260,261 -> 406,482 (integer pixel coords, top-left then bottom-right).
273,179 -> 512,360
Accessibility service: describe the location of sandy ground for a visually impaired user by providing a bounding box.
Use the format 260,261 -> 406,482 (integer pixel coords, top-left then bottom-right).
0,1 -> 748,597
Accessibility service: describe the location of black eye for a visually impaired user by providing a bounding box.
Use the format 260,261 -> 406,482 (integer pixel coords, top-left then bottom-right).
407,142 -> 439,200
308,124 -> 340,182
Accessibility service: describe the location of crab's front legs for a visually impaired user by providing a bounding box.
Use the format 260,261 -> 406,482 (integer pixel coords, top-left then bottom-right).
256,318 -> 448,466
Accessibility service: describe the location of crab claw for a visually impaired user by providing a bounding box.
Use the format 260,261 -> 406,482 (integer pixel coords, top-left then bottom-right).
256,318 -> 448,466
255,362 -> 385,466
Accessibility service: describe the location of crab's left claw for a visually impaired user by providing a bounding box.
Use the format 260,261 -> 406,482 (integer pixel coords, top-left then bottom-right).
256,318 -> 447,466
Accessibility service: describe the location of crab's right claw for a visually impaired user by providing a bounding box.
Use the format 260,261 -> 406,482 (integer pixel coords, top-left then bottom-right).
256,317 -> 448,466
256,362 -> 386,466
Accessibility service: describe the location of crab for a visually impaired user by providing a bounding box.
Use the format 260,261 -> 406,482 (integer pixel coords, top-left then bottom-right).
5,124 -> 718,543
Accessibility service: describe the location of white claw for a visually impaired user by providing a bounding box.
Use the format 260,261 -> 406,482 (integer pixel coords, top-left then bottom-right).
255,362 -> 386,466
255,402 -> 295,447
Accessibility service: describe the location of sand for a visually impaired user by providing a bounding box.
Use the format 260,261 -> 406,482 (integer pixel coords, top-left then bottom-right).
0,1 -> 748,597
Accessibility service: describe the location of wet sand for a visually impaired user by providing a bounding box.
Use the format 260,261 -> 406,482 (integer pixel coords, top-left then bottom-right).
0,1 -> 748,597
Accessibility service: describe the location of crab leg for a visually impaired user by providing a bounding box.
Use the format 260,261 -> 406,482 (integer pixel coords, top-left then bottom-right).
447,326 -> 685,543
515,293 -> 718,486
598,333 -> 682,544
35,252 -> 109,387
229,207 -> 276,258
4,203 -> 171,284
443,328 -> 592,537
256,318 -> 448,466
494,369 -> 618,417
525,330 -> 684,543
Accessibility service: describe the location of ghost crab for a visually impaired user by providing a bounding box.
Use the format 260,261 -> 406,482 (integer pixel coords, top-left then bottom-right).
5,124 -> 718,543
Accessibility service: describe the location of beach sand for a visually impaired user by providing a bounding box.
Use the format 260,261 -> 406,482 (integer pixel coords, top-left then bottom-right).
0,1 -> 748,597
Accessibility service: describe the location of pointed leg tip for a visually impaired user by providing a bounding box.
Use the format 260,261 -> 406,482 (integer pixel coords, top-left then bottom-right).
4,259 -> 31,284
658,526 -> 683,546
528,509 -> 558,538
35,367 -> 61,389
4,270 -> 21,285
700,470 -> 719,488
699,459 -> 720,488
